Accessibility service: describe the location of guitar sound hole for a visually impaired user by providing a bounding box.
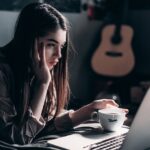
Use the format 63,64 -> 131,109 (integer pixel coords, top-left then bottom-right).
111,36 -> 122,44
106,51 -> 123,57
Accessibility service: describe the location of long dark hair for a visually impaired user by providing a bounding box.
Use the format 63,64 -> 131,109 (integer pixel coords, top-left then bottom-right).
2,2 -> 71,123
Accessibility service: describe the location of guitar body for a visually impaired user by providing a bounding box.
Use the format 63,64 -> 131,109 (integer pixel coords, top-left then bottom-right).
91,24 -> 135,77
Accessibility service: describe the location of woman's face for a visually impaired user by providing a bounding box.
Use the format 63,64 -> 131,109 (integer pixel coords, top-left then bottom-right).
38,29 -> 66,70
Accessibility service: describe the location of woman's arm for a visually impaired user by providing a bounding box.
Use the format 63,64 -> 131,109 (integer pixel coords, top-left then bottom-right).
54,99 -> 128,131
54,100 -> 120,131
0,65 -> 46,144
30,81 -> 49,120
30,40 -> 51,120
69,99 -> 120,126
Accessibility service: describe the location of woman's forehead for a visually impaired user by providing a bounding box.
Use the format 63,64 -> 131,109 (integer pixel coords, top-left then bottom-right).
40,29 -> 66,44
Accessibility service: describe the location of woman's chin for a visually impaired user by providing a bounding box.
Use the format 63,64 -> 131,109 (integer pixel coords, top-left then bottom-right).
48,66 -> 53,70
47,62 -> 58,70
48,64 -> 55,70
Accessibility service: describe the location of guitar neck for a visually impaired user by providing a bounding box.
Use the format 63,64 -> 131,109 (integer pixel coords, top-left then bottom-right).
111,0 -> 129,44
111,23 -> 122,44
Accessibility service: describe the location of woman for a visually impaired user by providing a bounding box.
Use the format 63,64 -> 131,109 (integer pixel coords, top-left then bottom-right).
0,2 -> 127,144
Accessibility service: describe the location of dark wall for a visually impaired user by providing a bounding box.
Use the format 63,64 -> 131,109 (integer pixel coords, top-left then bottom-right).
68,9 -> 150,107
1,4 -> 150,107
128,10 -> 150,77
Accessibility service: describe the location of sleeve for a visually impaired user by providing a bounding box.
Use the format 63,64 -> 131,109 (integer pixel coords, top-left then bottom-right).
54,109 -> 74,131
34,109 -> 75,139
0,67 -> 46,144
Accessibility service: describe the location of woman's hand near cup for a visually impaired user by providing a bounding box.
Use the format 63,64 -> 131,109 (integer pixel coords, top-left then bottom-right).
70,99 -> 129,126
92,99 -> 119,109
92,99 -> 129,114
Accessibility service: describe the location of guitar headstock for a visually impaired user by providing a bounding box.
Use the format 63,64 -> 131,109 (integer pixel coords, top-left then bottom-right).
82,0 -> 116,20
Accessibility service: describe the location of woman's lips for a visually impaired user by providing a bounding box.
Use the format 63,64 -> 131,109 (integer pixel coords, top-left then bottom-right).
49,60 -> 58,66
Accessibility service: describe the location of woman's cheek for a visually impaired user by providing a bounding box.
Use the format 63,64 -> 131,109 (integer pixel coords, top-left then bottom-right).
45,50 -> 54,69
45,49 -> 53,58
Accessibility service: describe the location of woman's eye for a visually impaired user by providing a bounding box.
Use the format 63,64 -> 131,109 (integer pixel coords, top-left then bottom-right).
47,43 -> 55,47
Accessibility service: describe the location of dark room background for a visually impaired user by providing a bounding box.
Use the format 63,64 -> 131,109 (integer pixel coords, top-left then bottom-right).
0,0 -> 150,111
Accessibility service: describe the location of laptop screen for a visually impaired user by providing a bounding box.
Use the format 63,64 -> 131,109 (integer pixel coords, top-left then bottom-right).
121,88 -> 150,150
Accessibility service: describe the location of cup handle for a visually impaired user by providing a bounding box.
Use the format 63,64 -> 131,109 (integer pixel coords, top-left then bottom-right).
91,111 -> 99,122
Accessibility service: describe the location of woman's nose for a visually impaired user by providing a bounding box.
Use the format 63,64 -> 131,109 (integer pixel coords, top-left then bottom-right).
54,46 -> 62,58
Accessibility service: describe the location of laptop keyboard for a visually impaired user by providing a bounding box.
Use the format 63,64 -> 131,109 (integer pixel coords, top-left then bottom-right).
84,133 -> 127,150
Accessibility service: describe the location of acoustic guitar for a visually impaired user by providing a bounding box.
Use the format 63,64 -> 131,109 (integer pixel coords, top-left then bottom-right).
91,0 -> 135,77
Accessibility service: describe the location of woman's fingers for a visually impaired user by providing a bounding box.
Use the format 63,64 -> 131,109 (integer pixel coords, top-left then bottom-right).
93,99 -> 118,110
34,38 -> 39,64
34,39 -> 47,68
119,108 -> 129,114
40,42 -> 47,66
106,99 -> 119,107
93,99 -> 129,114
38,42 -> 43,67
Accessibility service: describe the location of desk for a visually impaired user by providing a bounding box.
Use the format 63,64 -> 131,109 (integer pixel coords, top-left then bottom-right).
47,122 -> 129,150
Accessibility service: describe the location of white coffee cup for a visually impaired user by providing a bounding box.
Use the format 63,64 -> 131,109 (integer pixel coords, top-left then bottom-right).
91,108 -> 126,131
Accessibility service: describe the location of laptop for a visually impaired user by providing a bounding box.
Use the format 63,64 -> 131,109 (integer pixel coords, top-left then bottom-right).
121,87 -> 150,150
47,88 -> 150,150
